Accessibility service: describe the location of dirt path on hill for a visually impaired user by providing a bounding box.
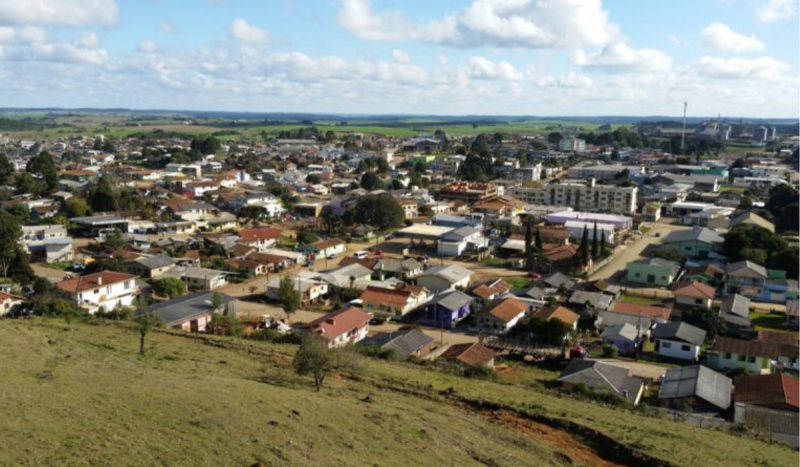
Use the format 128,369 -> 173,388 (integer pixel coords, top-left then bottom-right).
488,410 -> 627,467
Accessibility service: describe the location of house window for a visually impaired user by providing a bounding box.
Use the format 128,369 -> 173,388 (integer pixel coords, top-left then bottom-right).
747,356 -> 756,363
125,281 -> 132,290
738,355 -> 747,362
635,272 -> 640,277
681,345 -> 690,352
724,352 -> 732,359
662,341 -> 672,349
695,299 -> 702,305
106,286 -> 112,294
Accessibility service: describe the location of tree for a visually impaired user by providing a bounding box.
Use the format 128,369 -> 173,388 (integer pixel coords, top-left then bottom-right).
293,335 -> 335,391
547,132 -> 563,145
6,204 -> 30,224
26,151 -> 58,194
600,231 -> 609,256
738,197 -> 754,209
208,314 -> 244,337
579,228 -> 590,265
104,229 -> 125,250
64,197 -> 90,218
360,172 -> 383,191
590,222 -> 599,260
354,194 -> 404,231
238,205 -> 268,225
651,246 -> 686,263
723,224 -> 787,262
682,308 -> 726,341
134,311 -> 163,355
777,203 -> 799,233
524,218 -> 534,271
766,185 -> 797,218
89,175 -> 118,212
322,212 -> 342,236
0,153 -> 13,185
534,227 -> 543,251
296,230 -> 319,245
0,211 -> 22,278
767,247 -> 799,280
306,173 -> 322,185
152,277 -> 187,298
278,275 -> 301,323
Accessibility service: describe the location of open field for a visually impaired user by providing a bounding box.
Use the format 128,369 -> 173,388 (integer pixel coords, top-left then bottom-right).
0,319 -> 795,466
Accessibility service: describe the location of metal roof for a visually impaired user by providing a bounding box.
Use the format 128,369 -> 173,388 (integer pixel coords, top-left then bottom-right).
659,365 -> 731,410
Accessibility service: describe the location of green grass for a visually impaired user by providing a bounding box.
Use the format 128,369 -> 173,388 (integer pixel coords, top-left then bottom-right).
750,311 -> 791,332
503,276 -> 533,290
638,225 -> 651,235
617,295 -> 660,306
719,186 -> 748,194
0,319 -> 795,466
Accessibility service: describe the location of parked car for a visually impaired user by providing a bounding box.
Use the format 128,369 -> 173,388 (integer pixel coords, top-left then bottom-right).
369,316 -> 389,326
354,250 -> 369,259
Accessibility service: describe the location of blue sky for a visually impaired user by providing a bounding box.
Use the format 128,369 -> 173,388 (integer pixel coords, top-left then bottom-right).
0,0 -> 797,117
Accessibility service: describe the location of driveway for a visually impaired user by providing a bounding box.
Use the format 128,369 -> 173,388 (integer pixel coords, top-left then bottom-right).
31,263 -> 70,282
589,221 -> 691,282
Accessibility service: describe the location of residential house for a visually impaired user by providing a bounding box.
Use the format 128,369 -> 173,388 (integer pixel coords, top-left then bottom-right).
437,227 -> 487,257
596,302 -> 672,331
307,307 -> 372,348
707,335 -> 799,374
56,271 -> 140,314
418,290 -> 474,329
786,300 -> 799,328
729,212 -> 775,233
601,323 -> 641,354
558,359 -> 645,405
541,272 -> 576,291
531,305 -> 580,331
475,297 -> 528,335
159,267 -> 229,291
360,284 -> 428,318
725,260 -> 768,299
718,294 -> 751,336
313,238 -> 347,258
652,322 -> 706,361
360,329 -> 435,359
662,228 -> 725,260
127,255 -> 178,279
468,279 -> 512,304
734,374 -> 799,412
266,273 -> 328,306
658,365 -> 732,415
682,263 -> 725,286
147,291 -> 237,332
229,258 -> 269,276
439,342 -> 496,368
671,281 -> 715,309
0,291 -> 25,316
567,290 -> 614,312
626,258 -> 682,287
416,264 -> 472,293
238,227 -> 282,252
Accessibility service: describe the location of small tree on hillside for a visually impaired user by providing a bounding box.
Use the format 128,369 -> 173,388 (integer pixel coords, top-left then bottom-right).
134,311 -> 163,355
293,335 -> 335,391
152,277 -> 187,299
579,228 -> 590,265
524,218 -> 534,271
534,227 -> 543,251
590,222 -> 599,260
278,275 -> 302,323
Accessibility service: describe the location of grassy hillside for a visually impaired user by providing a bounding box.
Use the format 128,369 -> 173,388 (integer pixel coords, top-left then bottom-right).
0,319 -> 795,467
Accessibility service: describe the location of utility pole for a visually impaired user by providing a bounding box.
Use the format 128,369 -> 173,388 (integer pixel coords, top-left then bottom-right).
680,102 -> 688,154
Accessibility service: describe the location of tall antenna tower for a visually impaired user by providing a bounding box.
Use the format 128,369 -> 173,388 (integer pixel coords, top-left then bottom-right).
680,102 -> 688,154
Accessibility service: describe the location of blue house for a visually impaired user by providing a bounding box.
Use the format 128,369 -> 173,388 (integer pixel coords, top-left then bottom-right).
418,290 -> 474,329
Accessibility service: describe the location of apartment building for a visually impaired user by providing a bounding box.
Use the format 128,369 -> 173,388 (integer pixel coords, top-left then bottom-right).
510,179 -> 637,215
567,165 -> 645,181
437,181 -> 499,204
558,137 -> 586,152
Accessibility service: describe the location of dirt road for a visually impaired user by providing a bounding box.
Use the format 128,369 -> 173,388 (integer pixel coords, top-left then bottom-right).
589,221 -> 691,282
596,358 -> 670,381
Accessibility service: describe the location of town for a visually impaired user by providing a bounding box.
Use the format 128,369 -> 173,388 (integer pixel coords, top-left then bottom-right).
0,110 -> 798,464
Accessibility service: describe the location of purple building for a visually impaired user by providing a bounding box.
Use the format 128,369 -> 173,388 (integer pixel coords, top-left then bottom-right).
419,290 -> 474,329
545,211 -> 633,230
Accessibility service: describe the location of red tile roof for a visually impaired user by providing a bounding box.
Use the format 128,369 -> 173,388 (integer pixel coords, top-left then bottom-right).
609,302 -> 673,320
483,298 -> 527,323
532,305 -> 580,325
57,271 -> 138,294
440,342 -> 496,367
239,227 -> 282,242
734,374 -> 799,410
360,286 -> 412,307
309,307 -> 371,342
671,281 -> 715,299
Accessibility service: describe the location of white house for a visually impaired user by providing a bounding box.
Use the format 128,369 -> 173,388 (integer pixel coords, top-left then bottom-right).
159,267 -> 228,291
266,272 -> 328,305
313,238 -> 347,258
564,221 -> 616,245
416,265 -> 472,293
652,322 -> 706,361
56,271 -> 140,314
307,307 -> 372,348
437,227 -> 488,257
0,292 -> 25,316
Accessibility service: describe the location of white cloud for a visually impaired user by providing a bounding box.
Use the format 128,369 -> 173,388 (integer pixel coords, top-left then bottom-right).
391,49 -> 410,64
699,22 -> 765,53
537,72 -> 592,88
138,40 -> 157,54
756,0 -> 795,23
691,56 -> 790,80
573,42 -> 672,74
0,0 -> 118,27
159,21 -> 176,34
229,18 -> 270,45
468,56 -> 522,80
338,0 -> 620,49
19,26 -> 47,44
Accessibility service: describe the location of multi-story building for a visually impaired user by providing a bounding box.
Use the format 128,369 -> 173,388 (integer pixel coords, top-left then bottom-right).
510,179 -> 637,215
56,271 -> 140,314
510,164 -> 543,182
558,137 -> 586,152
437,181 -> 499,204
567,164 -> 645,181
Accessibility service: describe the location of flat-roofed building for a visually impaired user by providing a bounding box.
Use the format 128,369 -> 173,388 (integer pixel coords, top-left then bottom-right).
510,179 -> 637,215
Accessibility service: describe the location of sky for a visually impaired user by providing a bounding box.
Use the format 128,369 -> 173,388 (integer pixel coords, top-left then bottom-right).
0,0 -> 797,117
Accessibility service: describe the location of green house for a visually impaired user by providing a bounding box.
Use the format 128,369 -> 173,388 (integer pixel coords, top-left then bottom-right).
663,228 -> 724,260
626,258 -> 682,287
